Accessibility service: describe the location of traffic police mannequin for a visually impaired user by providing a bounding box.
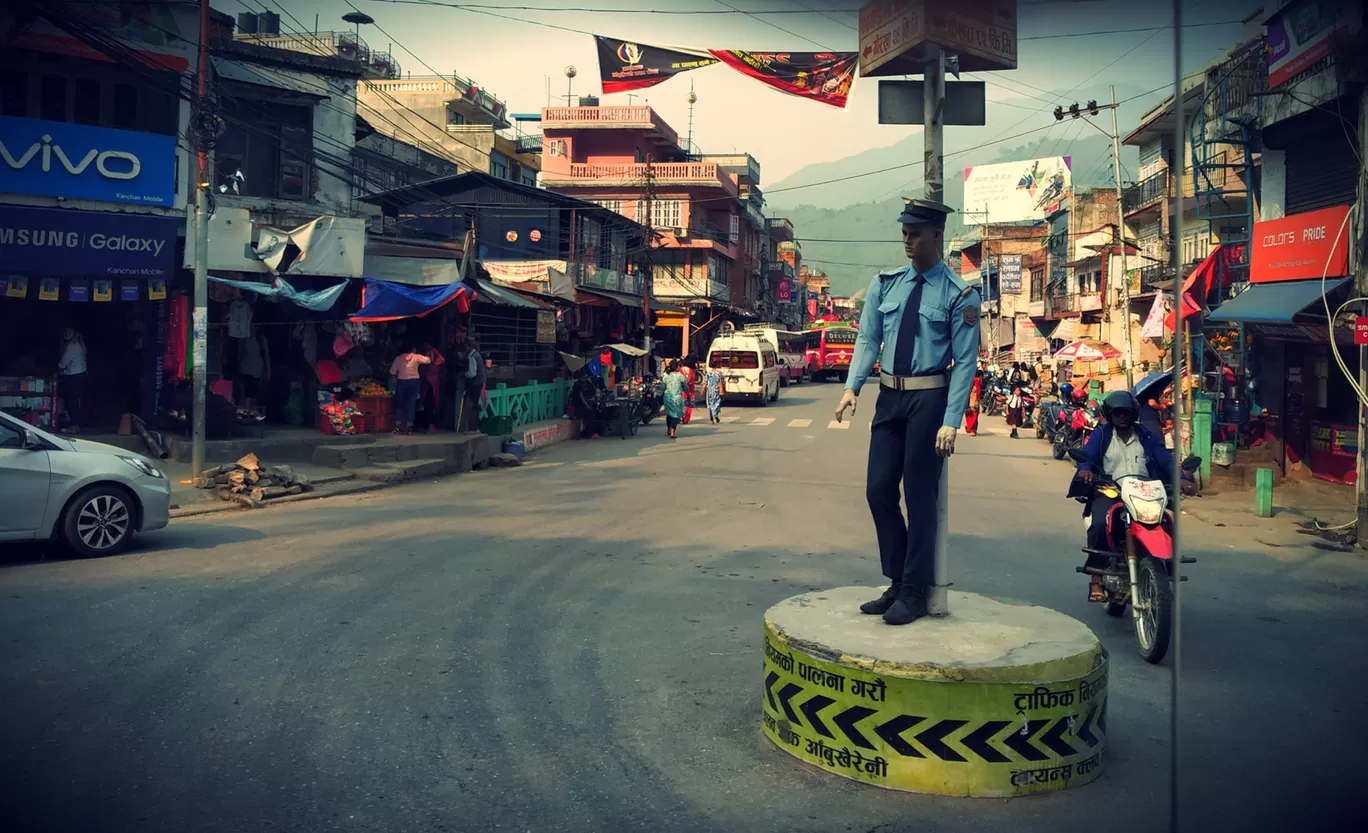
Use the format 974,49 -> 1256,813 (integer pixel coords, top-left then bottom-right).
834,198 -> 982,626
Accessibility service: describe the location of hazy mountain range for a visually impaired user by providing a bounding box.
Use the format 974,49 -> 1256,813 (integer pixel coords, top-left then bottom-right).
765,82 -> 1155,296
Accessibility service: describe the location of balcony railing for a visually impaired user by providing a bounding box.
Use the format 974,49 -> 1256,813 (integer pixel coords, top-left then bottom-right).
1138,264 -> 1176,291
515,135 -> 542,154
1205,42 -> 1267,124
1123,169 -> 1169,214
547,162 -> 737,195
686,222 -> 736,245
541,106 -> 680,148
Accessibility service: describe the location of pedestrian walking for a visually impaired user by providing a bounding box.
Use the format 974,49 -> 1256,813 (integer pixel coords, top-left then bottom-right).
680,355 -> 697,424
418,340 -> 446,433
390,342 -> 431,434
1005,384 -> 1024,438
965,370 -> 982,436
462,336 -> 487,433
662,360 -> 689,439
58,327 -> 88,433
704,364 -> 725,423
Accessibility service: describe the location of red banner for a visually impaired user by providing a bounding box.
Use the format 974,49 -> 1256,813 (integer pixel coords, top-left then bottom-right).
777,278 -> 793,303
595,36 -> 718,95
707,50 -> 858,108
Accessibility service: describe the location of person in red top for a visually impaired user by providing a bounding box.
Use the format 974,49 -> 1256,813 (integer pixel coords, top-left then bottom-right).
964,370 -> 983,436
389,343 -> 431,434
680,355 -> 698,424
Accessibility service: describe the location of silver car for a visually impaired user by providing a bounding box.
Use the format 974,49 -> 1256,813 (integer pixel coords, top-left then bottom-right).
0,411 -> 171,557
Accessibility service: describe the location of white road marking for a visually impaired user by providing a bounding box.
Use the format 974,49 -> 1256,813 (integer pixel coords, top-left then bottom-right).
751,417 -> 775,426
788,418 -> 812,428
828,420 -> 851,430
720,416 -> 740,423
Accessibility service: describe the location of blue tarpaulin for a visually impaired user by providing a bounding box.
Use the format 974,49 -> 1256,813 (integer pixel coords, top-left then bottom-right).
350,278 -> 473,322
1206,278 -> 1350,324
209,275 -> 347,311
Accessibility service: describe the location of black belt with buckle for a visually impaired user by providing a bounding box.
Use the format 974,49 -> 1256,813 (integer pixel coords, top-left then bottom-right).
879,372 -> 949,391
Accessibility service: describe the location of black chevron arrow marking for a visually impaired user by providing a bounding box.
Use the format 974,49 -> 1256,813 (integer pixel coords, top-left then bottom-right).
832,705 -> 878,750
777,683 -> 803,725
799,694 -> 837,739
1004,719 -> 1050,762
874,714 -> 926,758
915,719 -> 968,762
961,720 -> 1012,763
764,671 -> 780,713
1075,704 -> 1100,748
1040,716 -> 1078,757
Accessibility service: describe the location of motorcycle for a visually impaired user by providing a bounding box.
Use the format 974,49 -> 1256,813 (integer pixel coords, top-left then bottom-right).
1035,396 -> 1067,441
638,376 -> 663,426
1053,398 -> 1098,460
1068,449 -> 1201,664
1019,385 -> 1037,424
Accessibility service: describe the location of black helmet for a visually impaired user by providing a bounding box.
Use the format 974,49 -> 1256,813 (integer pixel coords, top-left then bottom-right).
1101,390 -> 1139,421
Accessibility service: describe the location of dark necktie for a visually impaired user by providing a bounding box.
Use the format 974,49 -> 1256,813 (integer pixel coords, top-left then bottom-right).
891,273 -> 925,376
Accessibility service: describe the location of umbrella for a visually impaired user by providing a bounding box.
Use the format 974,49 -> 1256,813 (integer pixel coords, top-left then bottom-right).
1132,370 -> 1170,400
1054,340 -> 1123,362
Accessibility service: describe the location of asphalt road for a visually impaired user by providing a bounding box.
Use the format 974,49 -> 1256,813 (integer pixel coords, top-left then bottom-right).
1,382 -> 1364,833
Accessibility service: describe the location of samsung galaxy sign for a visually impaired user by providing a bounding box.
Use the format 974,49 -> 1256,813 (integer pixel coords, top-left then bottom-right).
0,115 -> 176,205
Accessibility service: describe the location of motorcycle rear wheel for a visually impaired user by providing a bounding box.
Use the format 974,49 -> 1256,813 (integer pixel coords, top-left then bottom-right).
1134,557 -> 1173,664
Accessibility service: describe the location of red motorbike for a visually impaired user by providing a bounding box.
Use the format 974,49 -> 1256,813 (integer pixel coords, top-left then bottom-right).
1069,449 -> 1200,664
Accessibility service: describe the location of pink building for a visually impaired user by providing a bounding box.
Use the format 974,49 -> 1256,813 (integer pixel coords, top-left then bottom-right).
539,105 -> 766,358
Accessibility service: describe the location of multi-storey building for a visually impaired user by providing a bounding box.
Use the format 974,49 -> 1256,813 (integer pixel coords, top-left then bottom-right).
538,103 -> 763,358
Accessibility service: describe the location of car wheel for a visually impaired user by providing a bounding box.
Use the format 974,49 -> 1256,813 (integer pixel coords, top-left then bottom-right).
62,485 -> 136,558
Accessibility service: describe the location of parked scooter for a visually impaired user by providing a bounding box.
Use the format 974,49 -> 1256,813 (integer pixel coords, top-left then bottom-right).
1052,393 -> 1098,460
638,376 -> 663,425
1068,449 -> 1201,664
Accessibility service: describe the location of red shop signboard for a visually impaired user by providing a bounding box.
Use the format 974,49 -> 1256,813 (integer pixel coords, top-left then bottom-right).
1250,205 -> 1351,284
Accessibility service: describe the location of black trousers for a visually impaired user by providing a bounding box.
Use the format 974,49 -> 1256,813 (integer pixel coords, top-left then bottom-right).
867,385 -> 948,587
1087,495 -> 1123,551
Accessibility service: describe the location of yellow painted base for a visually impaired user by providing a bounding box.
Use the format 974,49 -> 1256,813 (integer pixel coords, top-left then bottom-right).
761,588 -> 1108,797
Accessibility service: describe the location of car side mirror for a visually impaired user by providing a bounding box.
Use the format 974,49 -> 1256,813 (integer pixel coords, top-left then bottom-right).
20,429 -> 40,450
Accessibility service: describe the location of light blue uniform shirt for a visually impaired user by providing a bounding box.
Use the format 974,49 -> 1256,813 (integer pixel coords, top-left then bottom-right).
844,260 -> 982,428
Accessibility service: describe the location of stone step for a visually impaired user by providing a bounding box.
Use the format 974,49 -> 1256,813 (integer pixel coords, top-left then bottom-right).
353,458 -> 455,483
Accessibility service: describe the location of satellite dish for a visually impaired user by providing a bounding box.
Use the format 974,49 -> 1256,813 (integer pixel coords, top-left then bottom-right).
342,11 -> 374,25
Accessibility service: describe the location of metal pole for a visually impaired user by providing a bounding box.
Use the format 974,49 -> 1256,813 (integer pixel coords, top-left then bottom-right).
1170,3 -> 1185,831
643,156 -> 654,355
1111,86 -> 1135,388
924,47 -> 950,617
191,0 -> 211,485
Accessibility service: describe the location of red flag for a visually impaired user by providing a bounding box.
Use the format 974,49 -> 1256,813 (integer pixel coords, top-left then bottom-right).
1165,246 -> 1222,331
707,50 -> 858,108
595,36 -> 718,95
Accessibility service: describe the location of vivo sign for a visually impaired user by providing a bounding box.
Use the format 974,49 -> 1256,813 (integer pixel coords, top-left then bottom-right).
0,115 -> 176,205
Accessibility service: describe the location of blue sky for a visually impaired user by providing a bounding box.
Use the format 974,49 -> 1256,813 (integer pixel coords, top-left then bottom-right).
220,0 -> 1267,184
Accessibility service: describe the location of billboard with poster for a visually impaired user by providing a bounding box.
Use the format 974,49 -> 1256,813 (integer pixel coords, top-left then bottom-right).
1266,0 -> 1362,89
963,157 -> 1072,224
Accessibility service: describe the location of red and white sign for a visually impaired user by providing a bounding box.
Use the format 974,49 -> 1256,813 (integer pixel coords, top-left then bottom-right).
1250,205 -> 1351,284
1355,317 -> 1368,345
777,278 -> 793,303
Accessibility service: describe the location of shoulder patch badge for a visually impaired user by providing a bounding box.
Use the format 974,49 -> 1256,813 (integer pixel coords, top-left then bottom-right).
963,304 -> 980,326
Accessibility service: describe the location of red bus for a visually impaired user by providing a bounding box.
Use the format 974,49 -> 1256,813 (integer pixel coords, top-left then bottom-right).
805,325 -> 859,382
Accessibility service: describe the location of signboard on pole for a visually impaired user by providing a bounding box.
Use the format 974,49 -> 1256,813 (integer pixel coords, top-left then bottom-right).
999,254 -> 1023,294
963,156 -> 1073,223
858,0 -> 1018,77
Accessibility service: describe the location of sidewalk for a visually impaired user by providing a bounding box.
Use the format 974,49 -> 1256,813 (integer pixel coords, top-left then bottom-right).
1181,477 -> 1359,549
156,418 -> 576,519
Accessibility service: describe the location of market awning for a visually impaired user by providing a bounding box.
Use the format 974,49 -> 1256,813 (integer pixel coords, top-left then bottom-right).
1048,318 -> 1078,342
578,285 -> 644,308
350,279 -> 472,322
599,343 -> 649,357
208,274 -> 346,311
470,276 -> 543,309
363,255 -> 461,287
1207,278 -> 1349,324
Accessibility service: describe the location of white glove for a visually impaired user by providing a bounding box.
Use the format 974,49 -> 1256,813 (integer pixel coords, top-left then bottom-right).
935,426 -> 957,458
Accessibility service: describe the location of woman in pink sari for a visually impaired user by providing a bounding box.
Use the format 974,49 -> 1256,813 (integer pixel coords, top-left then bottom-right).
680,355 -> 698,424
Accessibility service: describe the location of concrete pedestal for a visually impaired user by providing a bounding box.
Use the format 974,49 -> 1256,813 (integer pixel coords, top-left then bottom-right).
761,588 -> 1108,797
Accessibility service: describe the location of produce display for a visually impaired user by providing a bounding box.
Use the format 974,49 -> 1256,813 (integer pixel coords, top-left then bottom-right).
354,378 -> 389,397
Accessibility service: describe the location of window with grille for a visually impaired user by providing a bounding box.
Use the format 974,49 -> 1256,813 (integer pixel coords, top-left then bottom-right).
729,214 -> 740,242
650,200 -> 682,229
549,139 -> 567,156
1030,269 -> 1045,302
593,199 -> 623,215
217,95 -> 313,200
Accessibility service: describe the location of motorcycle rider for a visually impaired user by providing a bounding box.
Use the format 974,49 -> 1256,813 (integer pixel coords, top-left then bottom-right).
1070,390 -> 1174,598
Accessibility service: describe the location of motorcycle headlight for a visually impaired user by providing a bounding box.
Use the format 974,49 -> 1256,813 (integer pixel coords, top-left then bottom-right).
120,456 -> 165,479
1100,486 -> 1120,499
1130,498 -> 1164,525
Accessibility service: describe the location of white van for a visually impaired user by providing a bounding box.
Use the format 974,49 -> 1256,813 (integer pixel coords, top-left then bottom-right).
706,333 -> 781,405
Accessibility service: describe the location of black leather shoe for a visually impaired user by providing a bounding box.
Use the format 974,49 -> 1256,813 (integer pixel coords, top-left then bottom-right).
859,583 -> 901,615
883,587 -> 929,626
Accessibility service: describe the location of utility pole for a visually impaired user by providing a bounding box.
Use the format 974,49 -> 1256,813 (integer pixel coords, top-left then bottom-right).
642,155 -> 655,356
191,0 -> 212,484
1054,93 -> 1132,385
1355,86 -> 1368,548
1110,86 -> 1135,388
924,45 -> 950,619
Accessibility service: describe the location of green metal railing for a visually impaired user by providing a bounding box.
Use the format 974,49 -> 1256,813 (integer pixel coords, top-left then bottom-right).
480,380 -> 571,430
